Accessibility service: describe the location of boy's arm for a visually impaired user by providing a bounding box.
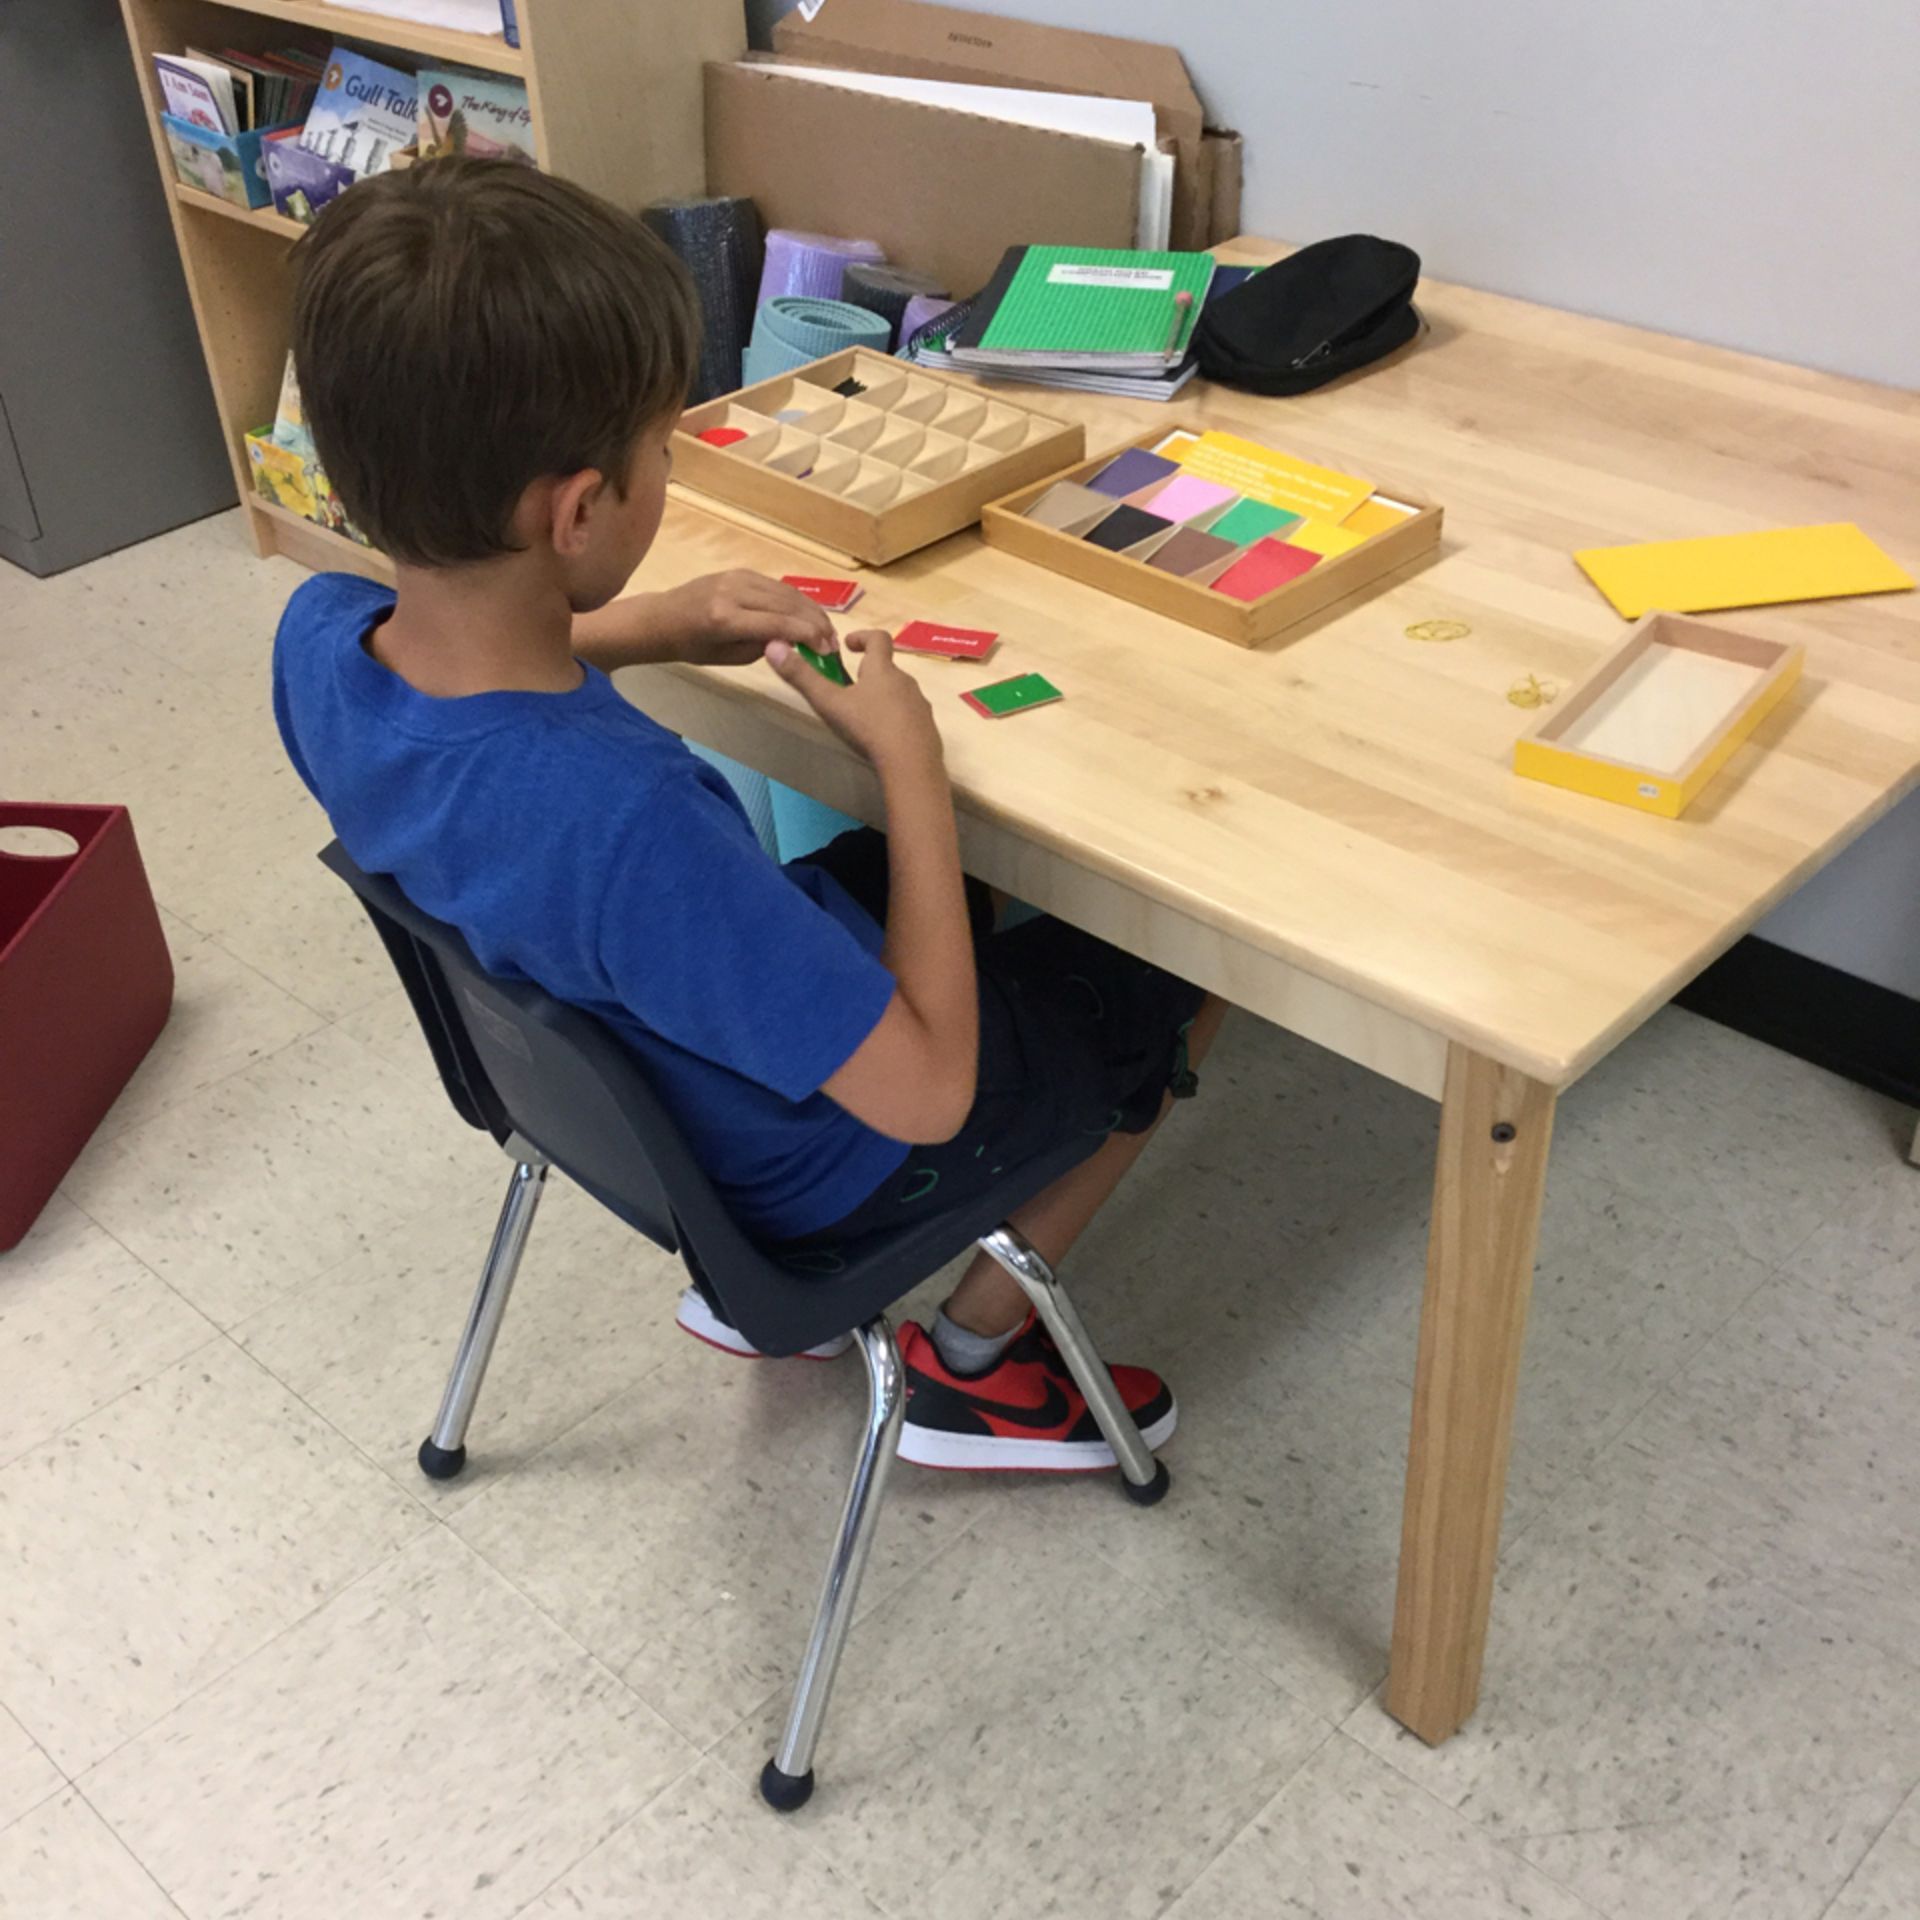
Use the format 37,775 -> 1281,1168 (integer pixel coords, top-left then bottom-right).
573,571 -> 833,672
769,632 -> 979,1144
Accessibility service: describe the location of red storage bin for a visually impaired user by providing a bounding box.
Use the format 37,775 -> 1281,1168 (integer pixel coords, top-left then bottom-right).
0,804 -> 173,1250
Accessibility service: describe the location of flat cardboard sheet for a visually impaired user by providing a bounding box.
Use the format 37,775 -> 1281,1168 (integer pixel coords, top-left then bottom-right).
704,62 -> 1140,298
1574,522 -> 1913,618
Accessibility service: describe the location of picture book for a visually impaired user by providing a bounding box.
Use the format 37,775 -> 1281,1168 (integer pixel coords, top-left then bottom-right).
265,129 -> 355,224
246,432 -> 319,520
153,54 -> 238,135
417,69 -> 535,164
301,46 -> 418,177
271,354 -> 316,462
163,119 -> 251,206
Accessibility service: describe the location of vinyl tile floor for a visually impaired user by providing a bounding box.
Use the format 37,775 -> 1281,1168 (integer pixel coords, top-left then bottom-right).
2,512 -> 1917,1920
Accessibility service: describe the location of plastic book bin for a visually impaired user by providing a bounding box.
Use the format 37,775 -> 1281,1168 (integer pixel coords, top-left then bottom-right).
0,805 -> 172,1251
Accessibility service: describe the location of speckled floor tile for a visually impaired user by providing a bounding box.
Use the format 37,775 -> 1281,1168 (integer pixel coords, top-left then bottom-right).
0,1791 -> 182,1919
1269,1168 -> 1777,1514
0,1706 -> 62,1833
1789,1175 -> 1920,1337
234,1172 -> 687,1511
1619,1271 -> 1920,1661
1166,1732 -> 1600,1919
0,1339 -> 425,1773
1826,1789 -> 1920,1920
1514,1784 -> 1906,1920
1555,1009 -> 1906,1268
1343,1469 -> 1920,1901
84,1532 -> 695,1920
1006,1278 -> 1412,1723
714,1510 -> 1329,1920
59,1022 -> 502,1327
0,1197 -> 215,1470
524,1759 -> 883,1918
86,925 -> 325,1144
453,1342 -> 996,1746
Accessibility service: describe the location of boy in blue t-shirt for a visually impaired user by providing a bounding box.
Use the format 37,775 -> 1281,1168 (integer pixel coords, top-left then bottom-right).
276,161 -> 1222,1473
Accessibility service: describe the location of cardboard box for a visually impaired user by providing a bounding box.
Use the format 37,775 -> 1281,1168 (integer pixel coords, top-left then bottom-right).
704,62 -> 1139,297
774,0 -> 1216,250
981,426 -> 1443,649
674,346 -> 1083,566
1204,128 -> 1243,245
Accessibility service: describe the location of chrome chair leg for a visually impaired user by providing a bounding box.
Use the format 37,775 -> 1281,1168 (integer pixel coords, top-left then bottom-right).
761,1315 -> 905,1812
417,1150 -> 549,1481
978,1224 -> 1170,1505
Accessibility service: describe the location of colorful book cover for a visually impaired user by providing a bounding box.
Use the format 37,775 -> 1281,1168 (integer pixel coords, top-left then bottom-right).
417,68 -> 535,164
271,354 -> 316,461
301,45 -> 418,177
163,119 -> 251,206
266,129 -> 356,223
153,54 -> 235,134
246,432 -> 319,520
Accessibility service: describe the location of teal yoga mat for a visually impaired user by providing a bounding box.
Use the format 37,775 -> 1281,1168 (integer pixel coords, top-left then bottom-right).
742,297 -> 890,384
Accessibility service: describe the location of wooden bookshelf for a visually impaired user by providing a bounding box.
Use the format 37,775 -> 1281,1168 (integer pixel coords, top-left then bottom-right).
118,0 -> 745,567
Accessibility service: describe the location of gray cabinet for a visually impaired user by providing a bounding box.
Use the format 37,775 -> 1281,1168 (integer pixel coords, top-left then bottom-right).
0,0 -> 235,576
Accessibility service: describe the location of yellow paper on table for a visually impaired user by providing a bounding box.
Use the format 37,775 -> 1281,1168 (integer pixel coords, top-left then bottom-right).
1341,495 -> 1417,539
1574,522 -> 1913,619
1286,518 -> 1367,559
1175,430 -> 1373,522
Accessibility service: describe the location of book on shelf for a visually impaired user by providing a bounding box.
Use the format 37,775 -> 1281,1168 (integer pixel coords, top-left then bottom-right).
417,68 -> 535,164
301,46 -> 419,177
152,54 -> 240,135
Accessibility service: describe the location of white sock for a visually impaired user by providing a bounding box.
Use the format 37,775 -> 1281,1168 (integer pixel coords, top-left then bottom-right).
931,1309 -> 1021,1378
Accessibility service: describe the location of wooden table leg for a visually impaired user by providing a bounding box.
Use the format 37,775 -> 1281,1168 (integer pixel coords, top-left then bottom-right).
1386,1042 -> 1557,1744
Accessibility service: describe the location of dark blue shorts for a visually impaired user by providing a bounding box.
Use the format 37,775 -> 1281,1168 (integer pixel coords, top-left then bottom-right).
778,830 -> 1207,1251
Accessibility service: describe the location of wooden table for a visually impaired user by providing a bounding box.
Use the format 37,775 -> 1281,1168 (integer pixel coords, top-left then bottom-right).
615,239 -> 1920,1745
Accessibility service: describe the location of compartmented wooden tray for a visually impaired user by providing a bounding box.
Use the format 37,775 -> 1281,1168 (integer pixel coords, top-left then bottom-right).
980,425 -> 1443,648
1513,612 -> 1803,817
672,347 -> 1084,566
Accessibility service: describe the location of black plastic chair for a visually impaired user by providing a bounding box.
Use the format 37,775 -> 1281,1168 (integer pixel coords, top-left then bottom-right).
319,841 -> 1170,1810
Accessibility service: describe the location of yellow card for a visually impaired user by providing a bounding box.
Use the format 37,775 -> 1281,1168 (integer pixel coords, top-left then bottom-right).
1175,431 -> 1373,522
1574,522 -> 1913,619
1340,496 -> 1416,539
1287,518 -> 1367,559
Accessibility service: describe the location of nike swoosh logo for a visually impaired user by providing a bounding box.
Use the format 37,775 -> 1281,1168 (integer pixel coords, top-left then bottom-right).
967,1377 -> 1074,1434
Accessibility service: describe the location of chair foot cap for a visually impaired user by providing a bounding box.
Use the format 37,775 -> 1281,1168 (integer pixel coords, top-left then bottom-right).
760,1760 -> 815,1812
1122,1459 -> 1171,1506
417,1438 -> 467,1481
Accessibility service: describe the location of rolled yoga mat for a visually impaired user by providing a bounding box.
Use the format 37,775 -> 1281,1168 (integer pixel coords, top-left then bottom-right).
641,196 -> 763,405
840,263 -> 951,350
741,297 -> 890,385
755,228 -> 885,308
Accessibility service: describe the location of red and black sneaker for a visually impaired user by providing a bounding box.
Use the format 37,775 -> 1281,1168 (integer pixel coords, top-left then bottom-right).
896,1314 -> 1176,1472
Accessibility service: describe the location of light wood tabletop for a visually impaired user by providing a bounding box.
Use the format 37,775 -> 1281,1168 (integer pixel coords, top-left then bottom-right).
615,237 -> 1920,1747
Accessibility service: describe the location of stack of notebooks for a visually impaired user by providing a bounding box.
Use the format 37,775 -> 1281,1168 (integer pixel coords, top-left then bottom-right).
903,245 -> 1254,403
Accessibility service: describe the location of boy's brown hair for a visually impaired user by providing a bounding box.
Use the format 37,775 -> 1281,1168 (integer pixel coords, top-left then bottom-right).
290,159 -> 700,567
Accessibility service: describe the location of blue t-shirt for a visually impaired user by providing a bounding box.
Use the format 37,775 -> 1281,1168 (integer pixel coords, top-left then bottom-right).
272,573 -> 905,1238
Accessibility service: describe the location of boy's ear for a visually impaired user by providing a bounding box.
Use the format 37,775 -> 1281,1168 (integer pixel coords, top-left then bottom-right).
547,468 -> 605,559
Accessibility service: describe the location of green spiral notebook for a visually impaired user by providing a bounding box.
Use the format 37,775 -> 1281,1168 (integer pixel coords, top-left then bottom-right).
950,246 -> 1217,373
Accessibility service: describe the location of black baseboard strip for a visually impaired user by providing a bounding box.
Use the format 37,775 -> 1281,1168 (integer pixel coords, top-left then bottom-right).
1675,936 -> 1920,1108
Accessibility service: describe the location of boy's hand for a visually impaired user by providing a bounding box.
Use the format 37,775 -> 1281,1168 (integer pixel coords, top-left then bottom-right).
655,570 -> 834,664
768,629 -> 944,774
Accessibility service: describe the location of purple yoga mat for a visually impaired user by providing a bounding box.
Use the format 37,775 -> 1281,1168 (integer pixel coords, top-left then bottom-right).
755,229 -> 886,309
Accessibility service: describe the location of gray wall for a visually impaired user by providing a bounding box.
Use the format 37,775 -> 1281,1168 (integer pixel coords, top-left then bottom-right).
752,0 -> 1920,995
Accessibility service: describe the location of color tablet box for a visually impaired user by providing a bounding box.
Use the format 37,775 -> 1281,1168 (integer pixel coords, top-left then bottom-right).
1512,611 -> 1803,818
981,423 -> 1443,649
673,345 -> 1083,566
